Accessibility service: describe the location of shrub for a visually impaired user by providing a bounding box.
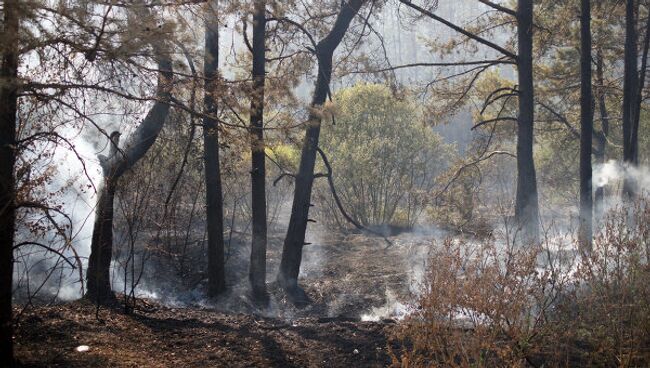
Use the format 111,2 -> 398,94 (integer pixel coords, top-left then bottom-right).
316,83 -> 454,229
390,201 -> 650,367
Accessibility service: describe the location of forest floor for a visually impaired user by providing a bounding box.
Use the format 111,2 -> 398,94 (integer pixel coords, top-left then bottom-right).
13,300 -> 394,367
13,229 -> 443,367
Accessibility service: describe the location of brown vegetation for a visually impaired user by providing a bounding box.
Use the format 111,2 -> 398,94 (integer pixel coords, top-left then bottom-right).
390,203 -> 650,367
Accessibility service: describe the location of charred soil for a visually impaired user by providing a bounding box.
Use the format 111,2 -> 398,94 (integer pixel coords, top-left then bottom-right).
14,300 -> 394,367
12,231 -> 439,367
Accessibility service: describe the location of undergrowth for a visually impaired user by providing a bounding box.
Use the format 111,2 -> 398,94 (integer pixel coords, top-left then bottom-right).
390,201 -> 650,367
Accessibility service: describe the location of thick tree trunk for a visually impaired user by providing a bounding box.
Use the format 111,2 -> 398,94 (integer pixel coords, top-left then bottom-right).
86,50 -> 173,305
594,48 -> 609,218
203,1 -> 226,297
622,0 -> 639,199
277,0 -> 365,301
0,0 -> 19,363
249,0 -> 268,303
514,0 -> 540,244
578,0 -> 593,251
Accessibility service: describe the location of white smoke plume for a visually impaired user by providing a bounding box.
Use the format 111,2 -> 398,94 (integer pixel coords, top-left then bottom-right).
593,160 -> 650,193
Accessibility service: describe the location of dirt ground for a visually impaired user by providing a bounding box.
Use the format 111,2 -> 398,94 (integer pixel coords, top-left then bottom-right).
14,301 -> 394,367
13,230 -> 439,367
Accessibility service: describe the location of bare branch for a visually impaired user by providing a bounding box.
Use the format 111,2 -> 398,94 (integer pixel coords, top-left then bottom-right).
316,148 -> 392,247
477,0 -> 516,16
399,0 -> 517,60
13,242 -> 77,269
472,117 -> 517,130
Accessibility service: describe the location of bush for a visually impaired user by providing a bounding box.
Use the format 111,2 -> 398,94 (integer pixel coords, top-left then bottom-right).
390,201 -> 650,367
316,83 -> 454,229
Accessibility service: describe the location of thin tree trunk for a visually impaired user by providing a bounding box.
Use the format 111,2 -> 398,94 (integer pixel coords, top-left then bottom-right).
249,0 -> 268,304
594,48 -> 609,218
632,4 -> 650,166
622,0 -> 639,199
514,0 -> 540,244
277,0 -> 365,301
0,0 -> 19,363
203,0 -> 226,297
578,0 -> 593,251
86,47 -> 173,304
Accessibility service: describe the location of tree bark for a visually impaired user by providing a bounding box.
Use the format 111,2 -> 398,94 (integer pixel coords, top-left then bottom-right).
622,0 -> 639,199
203,0 -> 226,297
0,0 -> 19,363
514,0 -> 540,244
277,0 -> 365,301
86,47 -> 173,304
249,0 -> 268,304
578,0 -> 593,251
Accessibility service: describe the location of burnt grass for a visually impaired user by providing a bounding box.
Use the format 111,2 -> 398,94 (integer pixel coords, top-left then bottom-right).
12,231 -> 435,367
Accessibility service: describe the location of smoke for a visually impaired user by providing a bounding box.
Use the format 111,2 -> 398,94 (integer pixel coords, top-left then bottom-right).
361,290 -> 413,321
13,126 -> 103,302
593,160 -> 650,194
51,136 -> 102,299
357,227 -> 444,321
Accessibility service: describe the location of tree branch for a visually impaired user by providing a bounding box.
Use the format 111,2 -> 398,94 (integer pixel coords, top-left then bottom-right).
477,0 -> 516,16
472,117 -> 517,130
13,242 -> 77,269
399,0 -> 517,60
316,148 -> 392,247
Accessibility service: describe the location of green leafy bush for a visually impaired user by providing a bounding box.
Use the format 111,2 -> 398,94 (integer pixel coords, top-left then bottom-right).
316,83 -> 454,228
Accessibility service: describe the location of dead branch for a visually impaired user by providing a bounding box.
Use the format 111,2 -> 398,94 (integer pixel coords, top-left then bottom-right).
316,147 -> 392,247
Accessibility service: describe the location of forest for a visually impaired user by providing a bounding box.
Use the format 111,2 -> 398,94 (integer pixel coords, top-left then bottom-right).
1,0 -> 650,366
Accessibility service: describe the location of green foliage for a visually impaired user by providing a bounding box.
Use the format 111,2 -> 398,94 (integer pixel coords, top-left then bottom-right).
317,83 -> 454,228
266,144 -> 299,173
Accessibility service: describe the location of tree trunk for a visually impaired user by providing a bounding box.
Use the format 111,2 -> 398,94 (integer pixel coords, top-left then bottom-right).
0,0 -> 19,363
277,0 -> 365,301
86,48 -> 173,305
578,0 -> 593,251
249,0 -> 268,304
86,178 -> 118,303
203,1 -> 226,297
632,5 -> 650,166
622,0 -> 639,199
514,0 -> 540,244
594,48 -> 609,218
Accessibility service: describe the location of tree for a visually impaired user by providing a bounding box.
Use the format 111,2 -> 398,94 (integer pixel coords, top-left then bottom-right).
578,0 -> 593,250
86,39 -> 174,304
0,0 -> 19,363
594,46 -> 611,218
622,0 -> 650,198
399,0 -> 540,243
528,0 -> 623,219
203,0 -> 226,297
249,0 -> 269,304
514,0 -> 540,243
622,0 -> 639,200
277,0 -> 368,302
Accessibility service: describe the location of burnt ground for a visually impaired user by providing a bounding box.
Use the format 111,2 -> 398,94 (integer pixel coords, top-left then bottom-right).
13,230 -> 441,367
14,301 -> 394,367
